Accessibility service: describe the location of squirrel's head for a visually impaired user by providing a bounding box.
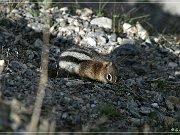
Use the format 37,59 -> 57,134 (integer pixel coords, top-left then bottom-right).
101,62 -> 118,84
82,60 -> 118,84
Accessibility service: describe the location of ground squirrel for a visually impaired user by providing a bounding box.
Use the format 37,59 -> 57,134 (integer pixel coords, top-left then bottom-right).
59,46 -> 118,83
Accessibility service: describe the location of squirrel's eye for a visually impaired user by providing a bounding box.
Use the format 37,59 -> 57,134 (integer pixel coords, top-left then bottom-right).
107,74 -> 112,81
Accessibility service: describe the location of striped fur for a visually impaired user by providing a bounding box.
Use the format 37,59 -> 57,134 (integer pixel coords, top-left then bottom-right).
58,46 -> 118,83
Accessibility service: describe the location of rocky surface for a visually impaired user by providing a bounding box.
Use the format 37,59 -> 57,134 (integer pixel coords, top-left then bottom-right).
0,2 -> 180,133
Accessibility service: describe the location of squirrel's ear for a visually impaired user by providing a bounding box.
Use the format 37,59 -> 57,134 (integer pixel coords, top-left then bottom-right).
105,62 -> 112,67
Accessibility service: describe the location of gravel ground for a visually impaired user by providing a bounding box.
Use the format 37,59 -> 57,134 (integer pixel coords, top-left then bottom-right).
0,2 -> 180,133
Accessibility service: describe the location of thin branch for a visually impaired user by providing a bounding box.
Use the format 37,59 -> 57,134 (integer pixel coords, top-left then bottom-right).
27,0 -> 51,133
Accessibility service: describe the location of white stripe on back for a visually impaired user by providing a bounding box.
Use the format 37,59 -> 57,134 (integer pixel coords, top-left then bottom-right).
59,61 -> 80,74
60,51 -> 92,60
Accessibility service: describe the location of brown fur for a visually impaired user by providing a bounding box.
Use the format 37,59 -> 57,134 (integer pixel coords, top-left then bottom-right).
79,60 -> 117,83
79,60 -> 103,79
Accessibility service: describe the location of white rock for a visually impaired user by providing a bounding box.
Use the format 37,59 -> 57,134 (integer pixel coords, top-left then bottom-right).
0,60 -> 5,67
123,23 -> 132,31
151,103 -> 159,108
55,18 -> 64,23
90,17 -> 112,29
79,29 -> 85,36
73,36 -> 81,44
80,16 -> 89,21
136,23 -> 146,39
97,36 -> 106,45
60,7 -> 68,13
85,37 -> 96,46
123,23 -> 137,37
121,38 -> 135,45
50,25 -> 55,33
39,8 -> 45,13
25,12 -> 33,18
77,8 -> 93,17
174,50 -> 180,55
11,9 -> 18,13
91,104 -> 96,108
62,112 -> 68,119
117,37 -> 123,44
105,46 -> 114,54
175,71 -> 180,78
57,32 -> 63,37
136,22 -> 149,41
50,7 -> 59,14
15,13 -> 23,18
66,30 -> 72,35
73,20 -> 79,26
67,17 -> 74,24
82,8 -> 93,16
145,38 -> 152,44
28,23 -> 43,33
154,36 -> 161,43
76,9 -> 82,15
74,27 -> 80,32
168,75 -> 176,81
59,26 -> 75,32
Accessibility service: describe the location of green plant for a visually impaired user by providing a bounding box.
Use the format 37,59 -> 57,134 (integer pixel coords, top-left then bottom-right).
111,2 -> 150,33
8,0 -> 26,12
151,79 -> 166,89
96,0 -> 109,17
74,0 -> 80,9
26,8 -> 39,17
96,103 -> 120,118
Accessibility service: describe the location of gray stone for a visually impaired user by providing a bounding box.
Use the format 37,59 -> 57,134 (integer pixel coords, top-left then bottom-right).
25,12 -> 33,18
11,9 -> 18,13
132,65 -> 147,75
151,103 -> 159,108
168,75 -> 176,81
83,21 -> 89,28
130,118 -> 142,126
151,92 -> 163,103
168,62 -> 178,68
113,44 -> 139,56
85,37 -> 96,46
9,61 -> 27,71
28,22 -> 43,32
165,99 -> 174,110
7,79 -> 15,86
175,71 -> 180,79
140,107 -> 153,114
158,48 -> 169,55
34,39 -> 43,49
90,17 -> 112,29
126,79 -> 136,86
121,39 -> 136,45
97,36 -> 107,45
73,19 -> 79,26
50,46 -> 61,56
60,20 -> 67,27
91,104 -> 96,108
127,99 -> 141,117
62,112 -> 68,119
109,33 -> 117,42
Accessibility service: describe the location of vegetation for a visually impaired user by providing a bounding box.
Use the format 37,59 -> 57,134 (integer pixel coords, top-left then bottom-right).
96,103 -> 120,118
